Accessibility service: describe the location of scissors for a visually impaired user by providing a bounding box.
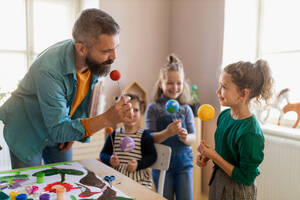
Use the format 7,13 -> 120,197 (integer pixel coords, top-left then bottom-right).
104,175 -> 115,187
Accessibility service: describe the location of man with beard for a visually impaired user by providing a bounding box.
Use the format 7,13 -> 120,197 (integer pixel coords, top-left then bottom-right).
0,8 -> 133,169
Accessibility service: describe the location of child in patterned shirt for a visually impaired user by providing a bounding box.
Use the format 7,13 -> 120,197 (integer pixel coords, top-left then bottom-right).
100,93 -> 157,189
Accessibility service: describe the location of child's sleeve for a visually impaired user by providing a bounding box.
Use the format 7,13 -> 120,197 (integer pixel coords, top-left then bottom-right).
144,103 -> 158,133
184,105 -> 196,134
231,132 -> 264,186
99,131 -> 115,166
137,130 -> 157,170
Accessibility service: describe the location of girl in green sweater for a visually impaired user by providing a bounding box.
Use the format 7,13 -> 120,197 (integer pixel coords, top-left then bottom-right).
197,60 -> 273,200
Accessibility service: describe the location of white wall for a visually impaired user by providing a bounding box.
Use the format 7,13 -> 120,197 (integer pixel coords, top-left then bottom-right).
99,0 -> 171,108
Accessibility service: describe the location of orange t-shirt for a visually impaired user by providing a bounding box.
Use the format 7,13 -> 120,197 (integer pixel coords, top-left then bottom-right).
70,69 -> 92,137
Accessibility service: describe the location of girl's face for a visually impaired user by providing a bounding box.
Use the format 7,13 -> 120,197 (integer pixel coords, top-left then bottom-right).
160,71 -> 184,99
124,100 -> 141,126
216,72 -> 244,107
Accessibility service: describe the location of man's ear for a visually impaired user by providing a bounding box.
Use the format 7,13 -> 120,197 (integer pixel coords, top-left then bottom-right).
74,42 -> 88,57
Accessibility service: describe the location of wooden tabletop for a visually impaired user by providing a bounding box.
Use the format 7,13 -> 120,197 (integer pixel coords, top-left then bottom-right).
79,159 -> 166,200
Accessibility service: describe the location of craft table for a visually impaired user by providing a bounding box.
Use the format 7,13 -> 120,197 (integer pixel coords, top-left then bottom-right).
79,159 -> 166,200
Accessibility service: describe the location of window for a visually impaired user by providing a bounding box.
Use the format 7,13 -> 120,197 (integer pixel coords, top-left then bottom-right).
223,0 -> 300,125
0,0 -> 99,171
0,0 -> 99,103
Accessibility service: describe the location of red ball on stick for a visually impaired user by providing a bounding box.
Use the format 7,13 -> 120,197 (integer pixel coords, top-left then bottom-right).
110,70 -> 121,81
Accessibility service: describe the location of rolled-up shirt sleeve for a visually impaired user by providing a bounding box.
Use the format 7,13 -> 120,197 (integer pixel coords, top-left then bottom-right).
81,118 -> 93,137
184,105 -> 196,134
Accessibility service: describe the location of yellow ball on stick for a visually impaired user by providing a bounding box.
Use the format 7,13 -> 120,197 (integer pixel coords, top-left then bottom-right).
197,104 -> 215,121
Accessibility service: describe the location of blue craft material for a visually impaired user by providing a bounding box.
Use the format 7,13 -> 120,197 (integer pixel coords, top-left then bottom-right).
165,99 -> 179,114
16,193 -> 27,200
39,193 -> 50,200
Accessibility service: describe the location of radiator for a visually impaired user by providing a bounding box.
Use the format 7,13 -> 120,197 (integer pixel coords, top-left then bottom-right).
0,122 -> 11,171
257,125 -> 300,200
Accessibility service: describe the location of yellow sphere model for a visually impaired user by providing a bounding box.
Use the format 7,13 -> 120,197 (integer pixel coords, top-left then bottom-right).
197,104 -> 215,121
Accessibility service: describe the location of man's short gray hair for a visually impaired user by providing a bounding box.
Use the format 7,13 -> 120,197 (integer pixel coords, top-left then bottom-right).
72,8 -> 120,47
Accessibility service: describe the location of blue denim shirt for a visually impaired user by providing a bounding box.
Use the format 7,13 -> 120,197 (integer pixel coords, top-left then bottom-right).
0,39 -> 99,163
145,95 -> 195,196
145,95 -> 196,153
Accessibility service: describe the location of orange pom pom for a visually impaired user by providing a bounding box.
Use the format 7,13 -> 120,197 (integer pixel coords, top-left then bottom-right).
197,104 -> 215,121
106,127 -> 114,134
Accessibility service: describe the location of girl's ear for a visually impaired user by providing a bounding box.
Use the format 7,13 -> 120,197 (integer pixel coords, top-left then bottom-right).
241,88 -> 250,99
75,42 -> 88,57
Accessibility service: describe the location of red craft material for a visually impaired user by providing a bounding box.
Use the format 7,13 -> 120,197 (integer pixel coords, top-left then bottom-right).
44,182 -> 80,193
110,70 -> 121,81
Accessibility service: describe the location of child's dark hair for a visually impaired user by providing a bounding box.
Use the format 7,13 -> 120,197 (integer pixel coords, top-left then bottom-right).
224,59 -> 274,102
123,93 -> 146,113
153,53 -> 191,104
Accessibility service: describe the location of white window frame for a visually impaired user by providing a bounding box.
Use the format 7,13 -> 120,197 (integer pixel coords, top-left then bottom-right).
223,0 -> 300,129
25,0 -> 99,68
0,0 -> 99,171
0,0 -> 99,94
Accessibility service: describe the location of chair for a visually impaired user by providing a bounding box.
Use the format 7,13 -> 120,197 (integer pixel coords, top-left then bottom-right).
150,143 -> 172,196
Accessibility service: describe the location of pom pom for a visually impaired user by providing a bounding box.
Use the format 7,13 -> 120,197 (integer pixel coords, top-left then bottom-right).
192,84 -> 198,91
197,104 -> 215,121
120,136 -> 135,152
165,99 -> 179,114
110,70 -> 121,81
106,127 -> 114,134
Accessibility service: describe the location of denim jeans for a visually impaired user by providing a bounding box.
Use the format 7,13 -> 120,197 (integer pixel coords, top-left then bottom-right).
10,143 -> 72,169
164,168 -> 193,200
152,105 -> 194,200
